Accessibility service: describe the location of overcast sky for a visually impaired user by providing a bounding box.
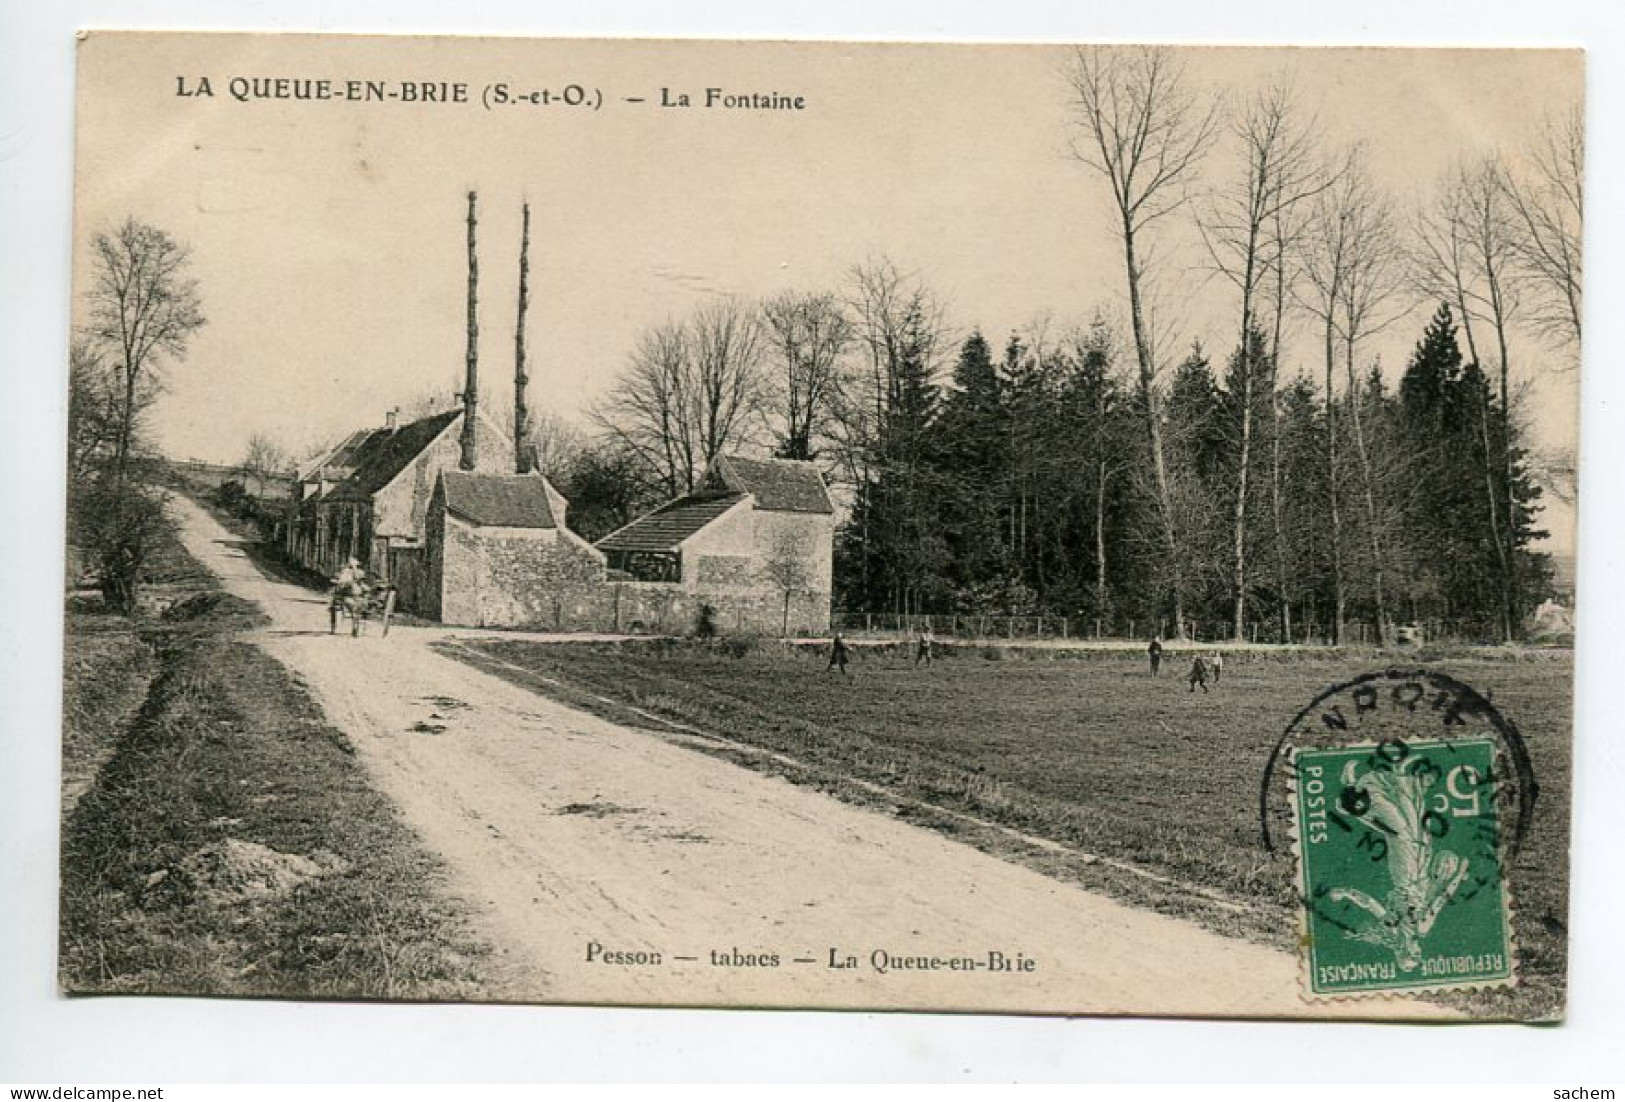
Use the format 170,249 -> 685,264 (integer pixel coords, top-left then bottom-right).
73,33 -> 1580,544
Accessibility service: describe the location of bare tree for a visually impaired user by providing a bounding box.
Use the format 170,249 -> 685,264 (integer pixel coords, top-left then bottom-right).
1199,82 -> 1327,639
687,296 -> 767,470
1507,101 -> 1583,349
1446,157 -> 1526,640
1066,45 -> 1221,636
832,257 -> 949,486
1297,147 -> 1363,643
594,298 -> 765,500
592,318 -> 696,498
760,525 -> 814,637
1334,160 -> 1408,641
84,217 -> 206,488
239,432 -> 291,498
760,289 -> 853,460
526,410 -> 587,478
1264,195 -> 1315,642
1411,173 -> 1486,366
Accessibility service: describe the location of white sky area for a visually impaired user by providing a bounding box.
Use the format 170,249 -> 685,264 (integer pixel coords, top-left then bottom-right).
73,36 -> 1579,547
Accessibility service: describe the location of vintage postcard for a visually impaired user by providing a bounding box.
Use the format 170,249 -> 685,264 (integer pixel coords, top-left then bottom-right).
61,31 -> 1580,1021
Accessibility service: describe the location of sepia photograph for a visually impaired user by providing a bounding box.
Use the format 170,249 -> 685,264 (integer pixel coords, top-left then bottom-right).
56,30 -> 1581,1026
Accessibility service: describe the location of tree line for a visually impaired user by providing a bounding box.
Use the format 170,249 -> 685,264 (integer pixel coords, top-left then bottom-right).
557,47 -> 1578,642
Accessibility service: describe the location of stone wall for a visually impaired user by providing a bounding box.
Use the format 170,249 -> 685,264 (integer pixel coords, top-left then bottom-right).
675,505 -> 833,635
438,519 -> 608,629
609,582 -> 829,636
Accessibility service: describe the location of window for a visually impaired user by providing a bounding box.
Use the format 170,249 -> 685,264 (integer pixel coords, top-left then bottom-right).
609,549 -> 680,583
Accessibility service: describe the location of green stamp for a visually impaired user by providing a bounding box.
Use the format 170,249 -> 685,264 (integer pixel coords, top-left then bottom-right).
1292,737 -> 1515,996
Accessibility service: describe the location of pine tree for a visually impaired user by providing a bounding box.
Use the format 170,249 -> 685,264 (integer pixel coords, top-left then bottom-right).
1396,302 -> 1548,637
934,331 -> 1007,602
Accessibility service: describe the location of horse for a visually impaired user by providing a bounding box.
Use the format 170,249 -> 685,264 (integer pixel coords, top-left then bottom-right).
328,581 -> 397,637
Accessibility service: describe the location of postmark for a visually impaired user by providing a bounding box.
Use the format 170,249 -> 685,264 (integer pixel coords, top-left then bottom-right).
1260,669 -> 1533,998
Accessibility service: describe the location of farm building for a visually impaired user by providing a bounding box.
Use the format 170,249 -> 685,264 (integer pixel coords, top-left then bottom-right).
389,454 -> 835,635
396,469 -> 605,627
285,426 -> 385,567
280,192 -> 831,634
285,406 -> 514,581
595,455 -> 835,636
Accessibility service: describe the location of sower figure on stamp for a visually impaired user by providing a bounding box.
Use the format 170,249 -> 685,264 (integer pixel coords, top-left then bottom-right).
1187,654 -> 1209,693
1148,636 -> 1163,676
826,632 -> 850,675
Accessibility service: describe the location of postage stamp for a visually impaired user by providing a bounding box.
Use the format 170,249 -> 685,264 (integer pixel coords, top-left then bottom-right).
1264,670 -> 1531,998
1291,738 -> 1515,997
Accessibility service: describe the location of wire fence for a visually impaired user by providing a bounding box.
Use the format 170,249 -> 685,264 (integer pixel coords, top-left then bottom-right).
830,612 -> 1500,646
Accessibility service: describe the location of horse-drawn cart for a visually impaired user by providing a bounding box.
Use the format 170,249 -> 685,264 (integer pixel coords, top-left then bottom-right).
328,583 -> 397,637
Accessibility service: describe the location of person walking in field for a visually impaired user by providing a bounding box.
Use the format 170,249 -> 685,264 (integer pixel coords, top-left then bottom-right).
1208,651 -> 1224,684
1148,636 -> 1163,676
827,632 -> 850,675
914,627 -> 935,669
1187,654 -> 1210,693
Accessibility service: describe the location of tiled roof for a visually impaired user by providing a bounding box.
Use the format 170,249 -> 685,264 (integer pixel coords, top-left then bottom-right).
709,456 -> 833,513
327,410 -> 463,502
299,428 -> 383,483
440,471 -> 557,529
596,492 -> 747,553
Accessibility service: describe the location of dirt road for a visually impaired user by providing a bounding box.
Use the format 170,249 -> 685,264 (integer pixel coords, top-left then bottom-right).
171,496 -> 1450,1018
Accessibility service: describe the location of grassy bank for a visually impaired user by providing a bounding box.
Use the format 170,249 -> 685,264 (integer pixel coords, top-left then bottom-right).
61,504 -> 491,1000
444,637 -> 1572,1020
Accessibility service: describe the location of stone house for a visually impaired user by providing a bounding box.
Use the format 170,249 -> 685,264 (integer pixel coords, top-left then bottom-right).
284,426 -> 382,567
408,470 -> 607,627
596,455 -> 835,636
288,407 -> 513,581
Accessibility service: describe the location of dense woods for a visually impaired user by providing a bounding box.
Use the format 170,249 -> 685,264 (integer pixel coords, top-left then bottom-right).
554,47 -> 1577,642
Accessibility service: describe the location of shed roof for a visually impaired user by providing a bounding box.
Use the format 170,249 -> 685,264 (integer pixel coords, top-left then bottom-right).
327,410 -> 463,502
707,456 -> 833,514
439,471 -> 558,529
596,492 -> 747,553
